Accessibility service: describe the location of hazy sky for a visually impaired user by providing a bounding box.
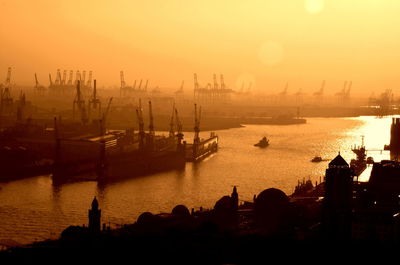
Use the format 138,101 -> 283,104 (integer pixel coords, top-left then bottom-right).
1,0 -> 400,95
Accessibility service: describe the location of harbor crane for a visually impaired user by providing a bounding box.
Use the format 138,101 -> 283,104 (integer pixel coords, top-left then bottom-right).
86,71 -> 93,88
73,80 -> 88,125
67,70 -> 73,86
88,80 -> 102,121
313,80 -> 325,96
193,103 -> 202,159
175,107 -> 184,146
34,73 -> 46,94
194,103 -> 201,145
100,97 -> 113,135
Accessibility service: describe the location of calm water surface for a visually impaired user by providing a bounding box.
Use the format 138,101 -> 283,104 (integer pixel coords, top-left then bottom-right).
0,116 -> 394,245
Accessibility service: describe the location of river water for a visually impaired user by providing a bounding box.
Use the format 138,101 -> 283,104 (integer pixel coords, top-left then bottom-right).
0,116 -> 394,245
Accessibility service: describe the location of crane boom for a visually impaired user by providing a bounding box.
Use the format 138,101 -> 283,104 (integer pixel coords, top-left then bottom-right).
34,73 -> 39,87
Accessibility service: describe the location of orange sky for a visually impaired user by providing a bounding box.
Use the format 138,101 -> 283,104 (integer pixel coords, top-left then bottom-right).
1,0 -> 400,95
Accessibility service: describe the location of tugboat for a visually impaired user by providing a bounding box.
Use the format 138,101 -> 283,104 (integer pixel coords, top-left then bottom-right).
254,137 -> 269,148
311,156 -> 323,162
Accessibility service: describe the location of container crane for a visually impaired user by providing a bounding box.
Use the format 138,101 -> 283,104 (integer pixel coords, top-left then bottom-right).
67,70 -> 73,86
86,71 -> 93,88
62,70 -> 67,85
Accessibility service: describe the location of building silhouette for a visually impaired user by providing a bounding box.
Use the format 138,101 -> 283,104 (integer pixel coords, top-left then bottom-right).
88,197 -> 101,232
322,153 -> 353,240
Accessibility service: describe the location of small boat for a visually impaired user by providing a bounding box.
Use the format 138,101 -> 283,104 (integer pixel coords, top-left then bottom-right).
254,137 -> 269,148
311,156 -> 323,162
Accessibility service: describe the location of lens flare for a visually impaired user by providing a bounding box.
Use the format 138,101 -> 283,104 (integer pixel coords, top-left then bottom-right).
305,0 -> 324,14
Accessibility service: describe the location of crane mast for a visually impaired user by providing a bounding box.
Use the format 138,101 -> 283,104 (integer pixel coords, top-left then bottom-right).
148,100 -> 154,137
5,67 -> 11,86
86,71 -> 93,88
213,74 -> 218,90
73,80 -> 88,125
101,97 -> 113,135
34,73 -> 39,88
220,74 -> 225,90
136,98 -> 145,150
169,103 -> 175,137
62,70 -> 67,85
138,79 -> 143,90
88,80 -> 102,121
49,74 -> 53,86
194,103 -> 201,145
175,108 -> 184,146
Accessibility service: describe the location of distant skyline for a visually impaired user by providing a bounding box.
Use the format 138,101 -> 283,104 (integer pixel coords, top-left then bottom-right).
1,0 -> 400,96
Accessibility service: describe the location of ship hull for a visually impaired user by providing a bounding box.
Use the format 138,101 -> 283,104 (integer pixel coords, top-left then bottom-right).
52,149 -> 186,182
99,150 -> 186,180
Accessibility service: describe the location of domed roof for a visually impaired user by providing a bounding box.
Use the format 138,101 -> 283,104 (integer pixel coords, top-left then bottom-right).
137,212 -> 155,225
255,188 -> 289,213
214,195 -> 234,212
171,205 -> 190,216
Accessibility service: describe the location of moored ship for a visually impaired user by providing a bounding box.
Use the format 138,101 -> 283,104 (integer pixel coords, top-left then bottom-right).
53,99 -> 186,182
